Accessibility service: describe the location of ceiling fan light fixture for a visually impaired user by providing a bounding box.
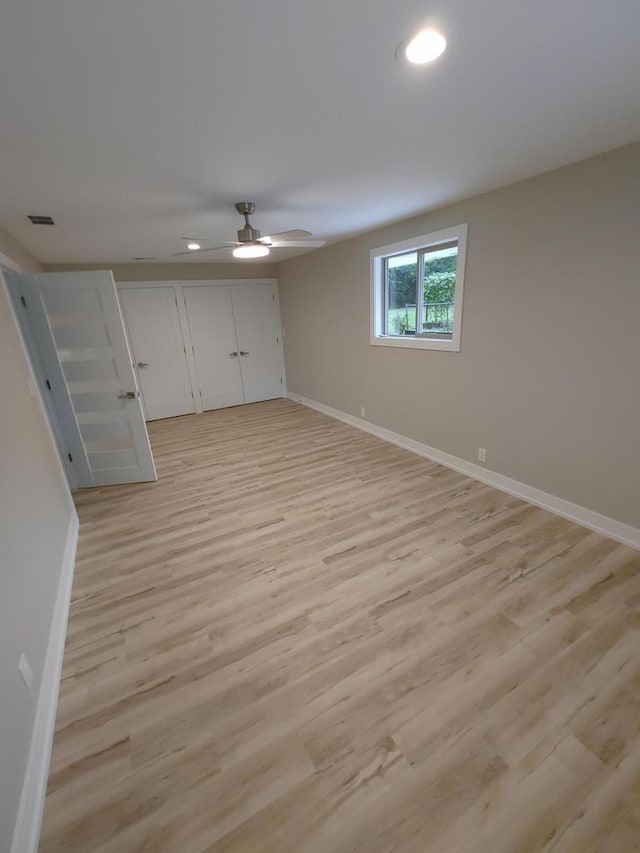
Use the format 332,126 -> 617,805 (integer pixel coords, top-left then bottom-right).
400,27 -> 447,65
232,243 -> 270,259
187,242 -> 201,250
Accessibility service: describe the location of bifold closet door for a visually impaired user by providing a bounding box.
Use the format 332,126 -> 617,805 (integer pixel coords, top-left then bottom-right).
183,286 -> 245,410
231,284 -> 285,404
119,287 -> 195,420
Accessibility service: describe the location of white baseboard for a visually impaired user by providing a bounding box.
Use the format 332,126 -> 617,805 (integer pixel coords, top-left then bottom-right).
287,391 -> 640,551
11,509 -> 79,853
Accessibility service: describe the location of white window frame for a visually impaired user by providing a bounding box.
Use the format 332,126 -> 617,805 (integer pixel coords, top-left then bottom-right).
370,223 -> 468,352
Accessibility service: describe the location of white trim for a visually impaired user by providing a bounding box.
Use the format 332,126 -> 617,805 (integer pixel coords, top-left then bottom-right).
370,224 -> 467,352
287,391 -> 640,552
11,510 -> 79,853
116,278 -> 278,290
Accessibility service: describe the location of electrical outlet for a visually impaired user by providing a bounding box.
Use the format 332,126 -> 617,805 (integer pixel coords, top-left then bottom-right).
478,447 -> 487,463
360,406 -> 366,418
18,653 -> 33,691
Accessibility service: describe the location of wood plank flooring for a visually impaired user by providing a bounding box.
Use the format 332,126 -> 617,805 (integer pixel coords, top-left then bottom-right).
39,399 -> 640,852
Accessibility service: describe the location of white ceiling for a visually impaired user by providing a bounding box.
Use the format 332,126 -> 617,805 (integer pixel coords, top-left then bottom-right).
0,0 -> 639,265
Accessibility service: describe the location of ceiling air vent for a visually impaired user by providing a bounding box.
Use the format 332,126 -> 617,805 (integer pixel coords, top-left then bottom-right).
28,214 -> 55,225
133,256 -> 156,261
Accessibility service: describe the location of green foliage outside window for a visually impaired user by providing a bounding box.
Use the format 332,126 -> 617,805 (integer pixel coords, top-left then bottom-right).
387,251 -> 457,334
387,253 -> 457,308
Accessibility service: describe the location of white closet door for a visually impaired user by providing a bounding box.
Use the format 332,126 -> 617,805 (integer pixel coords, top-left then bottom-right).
183,286 -> 244,411
17,270 -> 156,487
120,287 -> 195,421
232,284 -> 285,404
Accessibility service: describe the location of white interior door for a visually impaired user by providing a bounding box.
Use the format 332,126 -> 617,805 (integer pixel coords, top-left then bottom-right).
232,284 -> 285,404
183,286 -> 244,411
120,287 -> 195,421
18,271 -> 156,487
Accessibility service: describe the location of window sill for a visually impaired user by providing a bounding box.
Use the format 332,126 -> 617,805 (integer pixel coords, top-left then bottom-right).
370,335 -> 460,352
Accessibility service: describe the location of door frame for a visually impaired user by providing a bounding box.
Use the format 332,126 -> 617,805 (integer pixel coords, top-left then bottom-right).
117,279 -> 285,413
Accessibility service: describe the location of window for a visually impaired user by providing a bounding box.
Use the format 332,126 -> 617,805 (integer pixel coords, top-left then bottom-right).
370,224 -> 467,351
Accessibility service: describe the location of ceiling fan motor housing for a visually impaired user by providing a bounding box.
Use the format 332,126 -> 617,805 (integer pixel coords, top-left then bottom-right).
237,225 -> 262,242
235,201 -> 262,242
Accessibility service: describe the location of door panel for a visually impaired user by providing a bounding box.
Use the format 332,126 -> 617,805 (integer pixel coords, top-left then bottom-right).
19,270 -> 156,487
183,286 -> 244,411
231,284 -> 285,404
79,420 -> 131,442
88,449 -> 138,470
120,287 -> 195,420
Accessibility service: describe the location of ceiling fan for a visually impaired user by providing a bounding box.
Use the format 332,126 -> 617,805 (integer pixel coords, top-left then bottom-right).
173,202 -> 325,258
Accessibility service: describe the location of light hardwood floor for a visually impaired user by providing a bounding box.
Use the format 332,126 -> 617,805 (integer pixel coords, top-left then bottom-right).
40,399 -> 640,852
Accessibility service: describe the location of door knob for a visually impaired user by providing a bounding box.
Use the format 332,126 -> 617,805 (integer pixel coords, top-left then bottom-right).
229,351 -> 238,358
117,391 -> 138,400
239,351 -> 250,356
137,361 -> 149,368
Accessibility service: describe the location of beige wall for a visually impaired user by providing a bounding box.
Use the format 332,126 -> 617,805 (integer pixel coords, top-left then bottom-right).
0,225 -> 43,273
277,142 -> 640,529
0,229 -> 74,850
44,261 -> 277,281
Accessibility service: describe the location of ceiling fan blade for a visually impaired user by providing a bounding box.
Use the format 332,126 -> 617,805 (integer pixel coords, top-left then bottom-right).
262,229 -> 312,242
171,243 -> 239,256
268,239 -> 326,249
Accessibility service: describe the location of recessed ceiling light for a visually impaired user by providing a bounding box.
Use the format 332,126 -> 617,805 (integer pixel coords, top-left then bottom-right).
232,244 -> 270,259
187,242 -> 201,251
399,28 -> 447,65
